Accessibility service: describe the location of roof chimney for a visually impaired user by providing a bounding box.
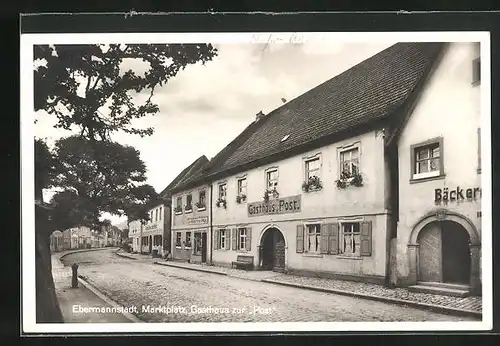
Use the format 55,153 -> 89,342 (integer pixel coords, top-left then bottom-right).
255,110 -> 265,121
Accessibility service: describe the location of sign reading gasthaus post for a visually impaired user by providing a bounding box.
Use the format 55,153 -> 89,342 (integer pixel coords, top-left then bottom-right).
247,195 -> 301,217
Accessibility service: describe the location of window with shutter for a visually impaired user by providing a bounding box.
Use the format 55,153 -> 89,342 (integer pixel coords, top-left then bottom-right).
329,223 -> 339,255
320,224 -> 329,254
360,221 -> 372,256
246,227 -> 252,251
296,225 -> 304,253
231,228 -> 237,250
339,222 -> 361,256
214,229 -> 219,250
305,224 -> 321,253
220,229 -> 226,250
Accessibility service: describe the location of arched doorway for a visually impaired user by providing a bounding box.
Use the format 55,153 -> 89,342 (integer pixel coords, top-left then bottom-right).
408,210 -> 481,295
417,220 -> 471,284
259,227 -> 286,272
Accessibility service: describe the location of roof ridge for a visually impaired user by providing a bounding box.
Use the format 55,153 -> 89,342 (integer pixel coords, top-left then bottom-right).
170,42 -> 445,191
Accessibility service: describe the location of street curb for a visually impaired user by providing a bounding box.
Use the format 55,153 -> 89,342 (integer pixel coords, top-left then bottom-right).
77,276 -> 143,323
261,279 -> 482,319
58,247 -> 115,261
114,250 -> 138,260
153,261 -> 229,276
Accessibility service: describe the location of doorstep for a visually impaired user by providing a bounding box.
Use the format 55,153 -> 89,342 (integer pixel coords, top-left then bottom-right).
408,282 -> 470,297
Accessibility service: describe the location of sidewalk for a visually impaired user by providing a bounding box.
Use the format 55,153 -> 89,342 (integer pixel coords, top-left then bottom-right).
135,255 -> 482,318
52,250 -> 139,323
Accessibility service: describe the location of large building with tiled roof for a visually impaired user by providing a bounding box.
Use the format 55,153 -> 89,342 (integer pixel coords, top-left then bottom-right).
129,155 -> 208,256
170,42 -> 484,295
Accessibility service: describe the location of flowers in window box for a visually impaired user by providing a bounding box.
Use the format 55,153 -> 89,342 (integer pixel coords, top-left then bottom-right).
350,171 -> 364,187
263,188 -> 279,202
195,202 -> 206,209
236,194 -> 247,204
335,170 -> 364,189
185,204 -> 193,211
216,198 -> 227,209
174,206 -> 183,213
302,175 -> 323,192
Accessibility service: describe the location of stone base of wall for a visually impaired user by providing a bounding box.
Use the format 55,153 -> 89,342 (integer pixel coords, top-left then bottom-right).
212,261 -> 233,269
286,267 -> 386,286
395,276 -> 412,287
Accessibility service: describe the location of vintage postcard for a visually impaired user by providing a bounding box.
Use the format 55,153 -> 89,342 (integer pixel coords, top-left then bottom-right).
20,31 -> 492,333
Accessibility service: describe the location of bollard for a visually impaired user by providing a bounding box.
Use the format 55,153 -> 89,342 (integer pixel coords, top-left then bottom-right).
71,263 -> 79,288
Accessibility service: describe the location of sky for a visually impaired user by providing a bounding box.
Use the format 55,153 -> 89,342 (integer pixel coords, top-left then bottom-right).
34,41 -> 394,227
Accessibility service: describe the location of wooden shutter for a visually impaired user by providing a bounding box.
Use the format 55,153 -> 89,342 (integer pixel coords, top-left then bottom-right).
320,224 -> 329,254
296,225 -> 304,253
360,221 -> 372,256
329,223 -> 339,255
214,229 -> 219,250
246,228 -> 252,251
231,228 -> 237,250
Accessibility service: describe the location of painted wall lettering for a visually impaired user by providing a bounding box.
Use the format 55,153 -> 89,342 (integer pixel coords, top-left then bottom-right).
145,224 -> 158,231
434,186 -> 481,203
187,216 -> 209,225
248,195 -> 301,217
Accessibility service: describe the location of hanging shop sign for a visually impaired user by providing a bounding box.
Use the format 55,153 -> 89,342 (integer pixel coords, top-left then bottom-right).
248,195 -> 301,217
434,186 -> 481,204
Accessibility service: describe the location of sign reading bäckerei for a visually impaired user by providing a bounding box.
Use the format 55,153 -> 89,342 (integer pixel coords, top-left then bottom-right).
248,195 -> 301,217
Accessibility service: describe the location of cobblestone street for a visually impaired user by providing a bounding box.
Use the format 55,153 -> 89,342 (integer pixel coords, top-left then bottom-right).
60,248 -> 479,323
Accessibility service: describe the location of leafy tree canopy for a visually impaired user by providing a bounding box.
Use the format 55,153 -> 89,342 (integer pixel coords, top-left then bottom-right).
48,135 -> 158,230
34,44 -> 218,140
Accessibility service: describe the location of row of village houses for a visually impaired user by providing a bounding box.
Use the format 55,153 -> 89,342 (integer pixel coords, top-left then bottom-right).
101,42 -> 485,297
50,224 -> 123,252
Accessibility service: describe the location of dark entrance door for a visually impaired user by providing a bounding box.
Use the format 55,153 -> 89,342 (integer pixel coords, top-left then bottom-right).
201,232 -> 207,263
441,221 -> 471,284
260,228 -> 285,272
149,235 -> 152,254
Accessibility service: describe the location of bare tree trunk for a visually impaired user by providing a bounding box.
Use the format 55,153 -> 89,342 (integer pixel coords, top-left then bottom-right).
35,195 -> 63,323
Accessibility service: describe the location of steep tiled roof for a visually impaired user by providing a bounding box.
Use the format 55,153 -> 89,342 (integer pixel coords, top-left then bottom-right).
173,42 -> 445,191
159,155 -> 209,198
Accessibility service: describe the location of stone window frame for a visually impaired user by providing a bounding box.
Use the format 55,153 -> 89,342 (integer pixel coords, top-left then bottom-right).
265,166 -> 279,193
219,228 -> 228,250
185,192 -> 193,214
337,141 -> 362,182
238,227 -> 247,250
236,175 -> 248,198
197,189 -> 207,211
217,181 -> 227,201
410,137 -> 445,184
185,231 -> 192,249
302,220 -> 323,256
337,220 -> 363,258
302,152 -> 323,191
175,196 -> 183,215
175,231 -> 182,248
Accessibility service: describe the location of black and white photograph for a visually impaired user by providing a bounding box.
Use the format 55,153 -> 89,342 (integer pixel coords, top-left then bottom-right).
21,31 -> 492,333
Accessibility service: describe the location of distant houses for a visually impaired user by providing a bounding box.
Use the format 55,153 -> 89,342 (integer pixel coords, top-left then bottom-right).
49,225 -> 124,252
